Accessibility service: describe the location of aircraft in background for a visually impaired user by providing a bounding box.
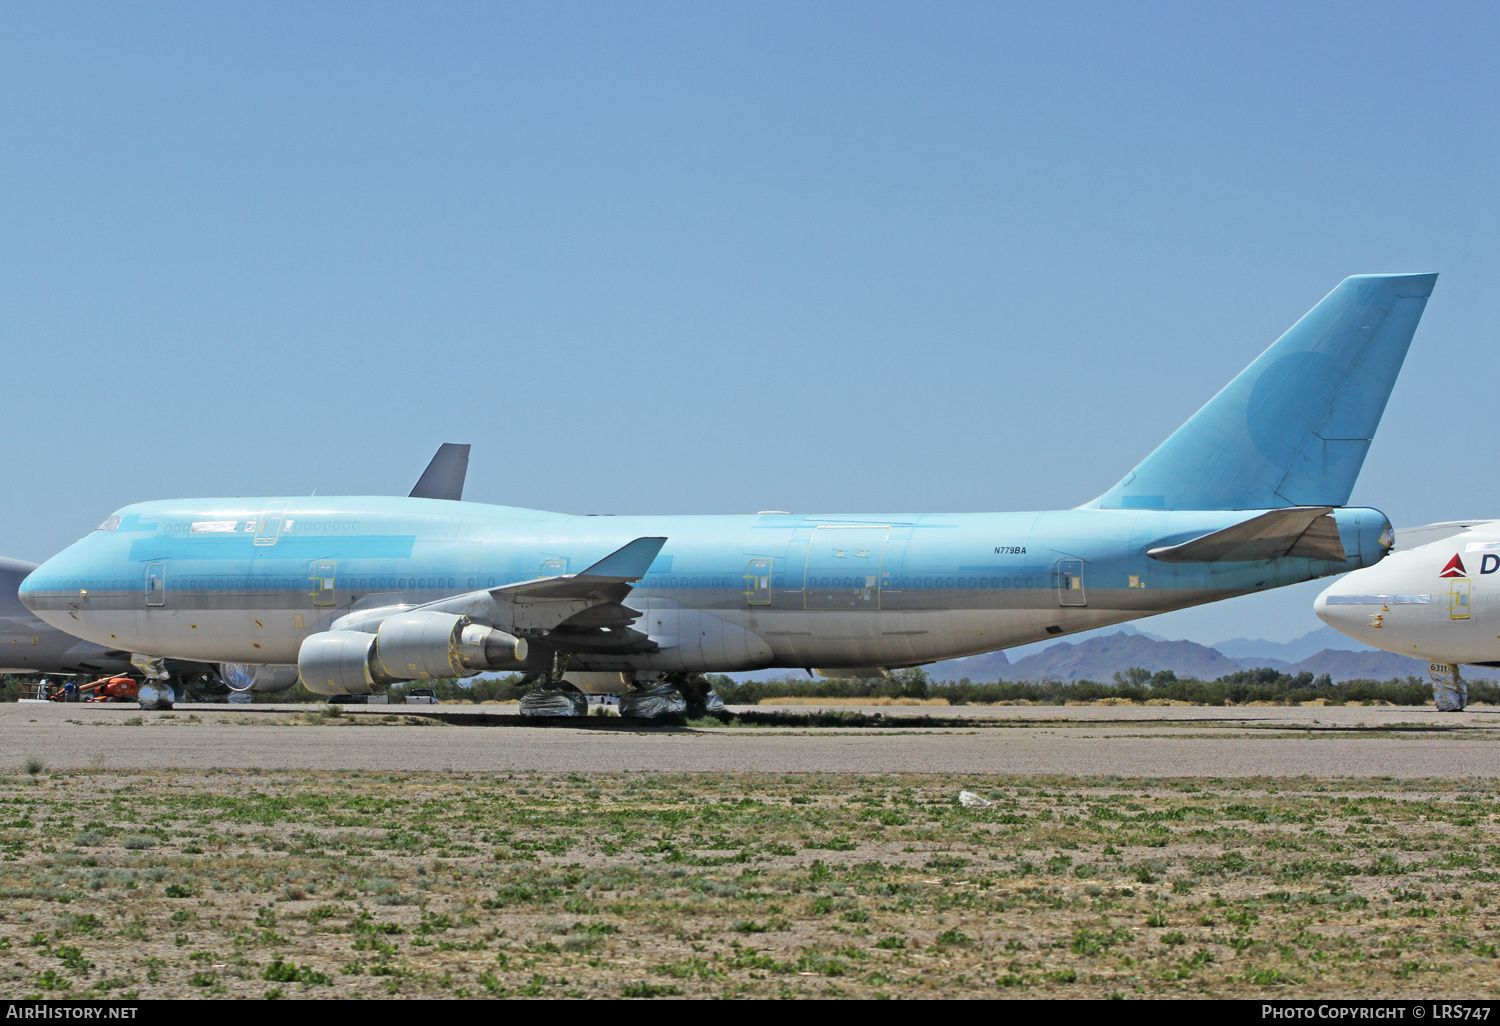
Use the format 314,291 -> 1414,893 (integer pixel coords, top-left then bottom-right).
20,275 -> 1436,713
1316,518 -> 1500,711
3,443 -> 472,704
1,556 -> 140,677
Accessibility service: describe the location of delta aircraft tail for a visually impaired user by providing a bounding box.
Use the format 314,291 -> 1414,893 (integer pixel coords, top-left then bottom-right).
1086,273 -> 1436,512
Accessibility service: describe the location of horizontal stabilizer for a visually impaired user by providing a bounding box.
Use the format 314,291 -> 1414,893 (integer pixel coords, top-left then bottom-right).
490,537 -> 668,601
1148,507 -> 1347,563
409,443 -> 471,501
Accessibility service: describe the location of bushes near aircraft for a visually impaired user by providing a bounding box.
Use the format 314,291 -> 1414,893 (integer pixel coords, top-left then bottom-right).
2,666 -> 1485,706
716,667 -> 1489,708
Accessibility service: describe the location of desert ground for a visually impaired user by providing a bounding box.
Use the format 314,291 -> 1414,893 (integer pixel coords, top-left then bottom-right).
0,703 -> 1497,999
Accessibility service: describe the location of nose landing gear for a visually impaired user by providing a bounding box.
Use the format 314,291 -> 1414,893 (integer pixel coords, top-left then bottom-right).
1430,661 -> 1467,712
130,654 -> 174,711
137,682 -> 175,711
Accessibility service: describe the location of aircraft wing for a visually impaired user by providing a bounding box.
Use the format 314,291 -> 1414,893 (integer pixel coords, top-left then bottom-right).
336,536 -> 667,650
1392,520 -> 1498,551
487,537 -> 666,646
1148,507 -> 1347,563
489,536 -> 668,600
409,443 -> 471,501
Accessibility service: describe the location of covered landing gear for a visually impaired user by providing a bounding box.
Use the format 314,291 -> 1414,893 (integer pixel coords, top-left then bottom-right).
1430,661 -> 1467,712
518,682 -> 589,717
618,674 -> 724,719
517,671 -> 725,720
675,674 -> 726,718
131,654 -> 173,711
127,655 -> 235,709
137,682 -> 175,711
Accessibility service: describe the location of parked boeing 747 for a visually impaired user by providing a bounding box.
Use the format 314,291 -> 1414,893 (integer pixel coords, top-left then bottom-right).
20,275 -> 1436,713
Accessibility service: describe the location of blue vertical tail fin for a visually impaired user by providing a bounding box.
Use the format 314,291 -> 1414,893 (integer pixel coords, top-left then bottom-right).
1085,273 -> 1436,512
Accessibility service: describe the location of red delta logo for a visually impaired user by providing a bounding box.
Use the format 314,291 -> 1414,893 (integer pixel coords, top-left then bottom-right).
1440,554 -> 1467,578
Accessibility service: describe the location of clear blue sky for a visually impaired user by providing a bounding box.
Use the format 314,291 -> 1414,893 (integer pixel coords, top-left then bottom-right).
2,1 -> 1495,646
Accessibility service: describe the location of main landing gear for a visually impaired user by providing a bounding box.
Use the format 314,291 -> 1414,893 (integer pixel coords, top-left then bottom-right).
518,672 -> 725,719
615,674 -> 726,719
518,682 -> 589,717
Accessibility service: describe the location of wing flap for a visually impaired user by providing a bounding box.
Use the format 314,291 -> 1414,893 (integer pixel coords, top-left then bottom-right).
1148,507 -> 1347,563
556,601 -> 643,629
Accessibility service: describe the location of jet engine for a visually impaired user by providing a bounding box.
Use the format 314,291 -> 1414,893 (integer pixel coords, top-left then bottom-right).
220,663 -> 301,694
297,611 -> 527,695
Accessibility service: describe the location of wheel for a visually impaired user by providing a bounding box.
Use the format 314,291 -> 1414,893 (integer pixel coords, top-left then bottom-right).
137,683 -> 176,711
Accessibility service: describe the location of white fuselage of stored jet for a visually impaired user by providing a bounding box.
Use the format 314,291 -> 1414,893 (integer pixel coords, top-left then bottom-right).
1316,522 -> 1500,666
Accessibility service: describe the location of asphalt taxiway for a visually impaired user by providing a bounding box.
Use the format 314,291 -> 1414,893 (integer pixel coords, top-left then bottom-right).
3,702 -> 1498,777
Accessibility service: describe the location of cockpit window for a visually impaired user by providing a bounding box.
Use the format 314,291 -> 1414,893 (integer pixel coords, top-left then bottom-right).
95,515 -> 122,533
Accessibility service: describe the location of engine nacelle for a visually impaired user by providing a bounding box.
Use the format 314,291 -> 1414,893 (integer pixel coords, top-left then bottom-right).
298,631 -> 391,695
220,663 -> 301,694
297,614 -> 527,696
375,611 -> 527,680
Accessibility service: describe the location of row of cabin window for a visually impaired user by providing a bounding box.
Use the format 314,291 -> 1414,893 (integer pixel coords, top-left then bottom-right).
636,575 -> 1047,589
62,577 -> 463,591
64,573 -> 1052,593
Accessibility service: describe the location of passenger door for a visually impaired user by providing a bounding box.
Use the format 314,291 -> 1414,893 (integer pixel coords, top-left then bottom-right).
145,563 -> 166,607
309,560 -> 337,607
744,558 -> 772,606
1055,558 -> 1086,606
804,526 -> 889,610
1449,577 -> 1472,621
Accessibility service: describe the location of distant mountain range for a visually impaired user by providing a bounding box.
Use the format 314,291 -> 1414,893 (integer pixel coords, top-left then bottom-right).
927,628 -> 1491,683
1210,626 -> 1371,664
728,624 -> 1492,684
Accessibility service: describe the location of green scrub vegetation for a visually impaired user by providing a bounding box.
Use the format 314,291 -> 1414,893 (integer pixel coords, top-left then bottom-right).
0,771 -> 1496,998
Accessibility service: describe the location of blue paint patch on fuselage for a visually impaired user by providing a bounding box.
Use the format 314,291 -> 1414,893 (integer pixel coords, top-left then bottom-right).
126,536 -> 418,562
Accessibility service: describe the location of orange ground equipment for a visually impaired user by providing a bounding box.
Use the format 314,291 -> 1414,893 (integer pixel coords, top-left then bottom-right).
78,676 -> 140,703
89,677 -> 139,702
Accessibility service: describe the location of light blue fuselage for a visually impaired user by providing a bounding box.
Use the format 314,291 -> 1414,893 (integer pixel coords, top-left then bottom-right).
20,497 -> 1389,673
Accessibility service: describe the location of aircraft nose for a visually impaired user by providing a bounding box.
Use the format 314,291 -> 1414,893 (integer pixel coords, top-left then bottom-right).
1312,586 -> 1339,627
18,551 -> 82,629
1314,577 -> 1386,643
17,566 -> 42,613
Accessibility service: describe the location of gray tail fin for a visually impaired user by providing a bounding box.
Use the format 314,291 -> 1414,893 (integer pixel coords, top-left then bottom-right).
1085,273 -> 1436,511
409,443 -> 471,501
